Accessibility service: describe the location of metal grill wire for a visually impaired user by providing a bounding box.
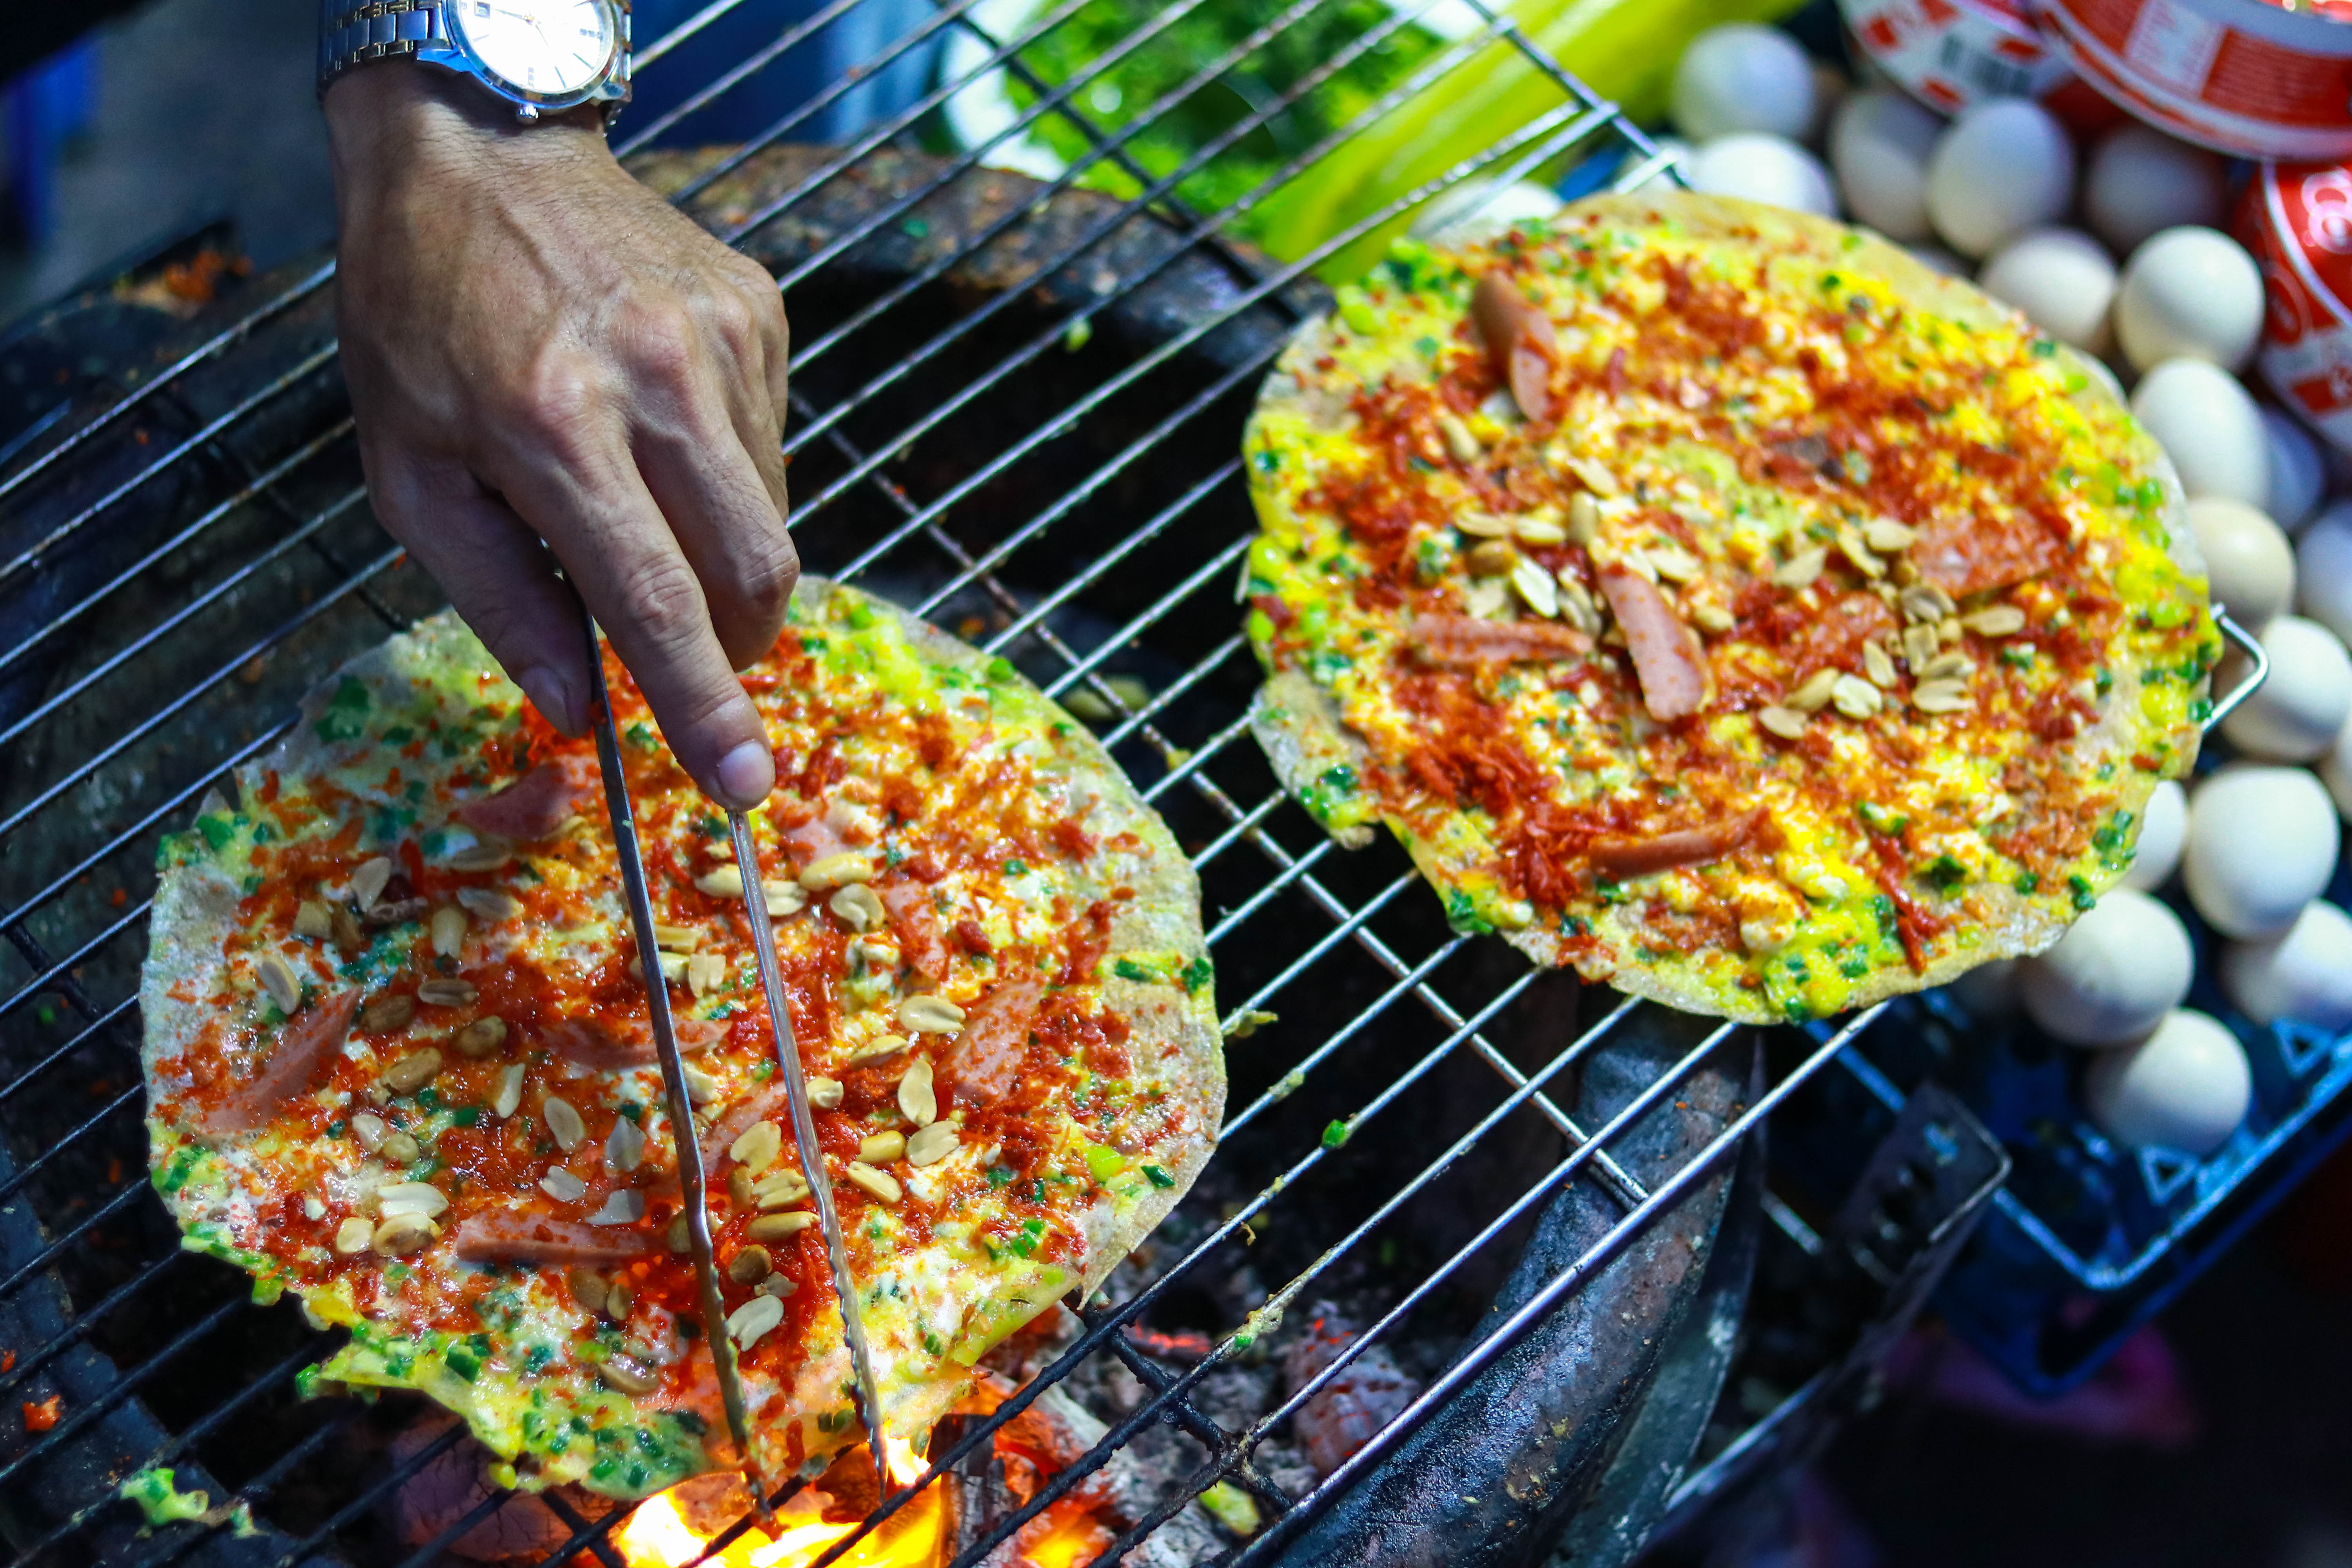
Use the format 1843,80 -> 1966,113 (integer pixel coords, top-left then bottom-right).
0,2 -> 1883,1564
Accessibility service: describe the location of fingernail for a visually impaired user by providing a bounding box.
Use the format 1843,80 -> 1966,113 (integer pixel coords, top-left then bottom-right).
712,740 -> 775,810
517,666 -> 584,736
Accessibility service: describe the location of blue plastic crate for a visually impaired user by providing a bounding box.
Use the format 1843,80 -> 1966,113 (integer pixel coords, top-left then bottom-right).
1805,851 -> 2352,1395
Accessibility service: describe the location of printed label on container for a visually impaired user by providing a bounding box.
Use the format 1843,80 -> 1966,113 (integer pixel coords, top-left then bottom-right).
2042,0 -> 2352,159
2240,160 -> 2352,450
1839,0 -> 2075,110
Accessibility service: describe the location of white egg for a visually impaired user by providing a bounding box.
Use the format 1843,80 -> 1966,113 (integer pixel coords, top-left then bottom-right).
2084,1009 -> 2251,1156
1978,228 -> 2117,351
2112,227 -> 2266,374
2297,503 -> 2352,647
1685,134 -> 1837,217
2219,615 -> 2352,760
2261,407 -> 2327,532
2323,720 -> 2352,818
2182,496 -> 2296,628
2020,887 -> 2195,1046
2221,900 -> 2352,1030
1924,98 -> 2075,258
2129,359 -> 2270,508
2183,764 -> 2342,937
1828,88 -> 1943,241
2123,779 -> 2189,891
1947,956 -> 2021,1020
1671,24 -> 1817,144
2085,123 -> 2229,254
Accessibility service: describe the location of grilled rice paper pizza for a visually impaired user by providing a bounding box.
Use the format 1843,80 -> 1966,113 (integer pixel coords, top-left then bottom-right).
1243,191 -> 2218,1024
140,578 -> 1221,1499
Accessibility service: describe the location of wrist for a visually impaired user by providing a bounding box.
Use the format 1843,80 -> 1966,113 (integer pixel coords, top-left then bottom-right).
325,63 -> 609,196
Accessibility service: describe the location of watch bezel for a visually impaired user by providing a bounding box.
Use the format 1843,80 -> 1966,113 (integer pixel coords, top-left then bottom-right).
440,0 -> 628,115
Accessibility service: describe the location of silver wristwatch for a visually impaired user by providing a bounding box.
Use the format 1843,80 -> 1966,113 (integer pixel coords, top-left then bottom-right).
318,0 -> 630,123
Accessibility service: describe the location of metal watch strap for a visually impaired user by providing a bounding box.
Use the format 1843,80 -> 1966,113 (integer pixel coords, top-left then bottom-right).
317,0 -> 445,97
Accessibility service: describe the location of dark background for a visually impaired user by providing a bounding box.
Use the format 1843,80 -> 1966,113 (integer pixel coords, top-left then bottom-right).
0,0 -> 332,326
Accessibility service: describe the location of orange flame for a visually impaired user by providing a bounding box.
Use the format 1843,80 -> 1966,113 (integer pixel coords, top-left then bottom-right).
613,1442 -> 947,1568
612,1430 -> 1111,1568
1019,1506 -> 1114,1568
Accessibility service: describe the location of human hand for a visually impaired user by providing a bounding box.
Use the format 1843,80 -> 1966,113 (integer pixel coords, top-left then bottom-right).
325,66 -> 793,807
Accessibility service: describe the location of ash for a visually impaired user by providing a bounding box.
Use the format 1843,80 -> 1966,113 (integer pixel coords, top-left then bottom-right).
982,1189 -> 1456,1563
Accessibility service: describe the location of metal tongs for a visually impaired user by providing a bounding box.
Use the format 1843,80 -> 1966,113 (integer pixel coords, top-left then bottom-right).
573,601 -> 770,1516
727,809 -> 891,1488
572,594 -> 889,1503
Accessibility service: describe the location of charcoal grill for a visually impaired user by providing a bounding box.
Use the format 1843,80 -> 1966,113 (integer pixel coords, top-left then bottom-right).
0,4 -> 2260,1565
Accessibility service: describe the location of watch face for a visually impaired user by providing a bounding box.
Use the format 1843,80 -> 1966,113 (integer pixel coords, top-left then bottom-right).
450,0 -> 615,98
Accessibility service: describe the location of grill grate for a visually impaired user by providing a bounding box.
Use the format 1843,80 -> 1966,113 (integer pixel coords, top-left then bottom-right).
0,4 -> 2250,1566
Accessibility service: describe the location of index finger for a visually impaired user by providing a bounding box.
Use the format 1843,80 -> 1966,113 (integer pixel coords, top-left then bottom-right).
497,452 -> 776,809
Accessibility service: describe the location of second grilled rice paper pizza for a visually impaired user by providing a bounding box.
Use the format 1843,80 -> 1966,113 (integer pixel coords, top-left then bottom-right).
140,578 -> 1221,1499
1243,190 -> 2217,1025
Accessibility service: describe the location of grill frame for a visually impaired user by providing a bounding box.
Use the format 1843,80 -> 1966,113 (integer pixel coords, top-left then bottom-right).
0,4 -> 2261,1566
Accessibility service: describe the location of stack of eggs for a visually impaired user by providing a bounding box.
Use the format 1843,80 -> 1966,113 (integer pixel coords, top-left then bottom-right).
1661,24 -> 2352,1163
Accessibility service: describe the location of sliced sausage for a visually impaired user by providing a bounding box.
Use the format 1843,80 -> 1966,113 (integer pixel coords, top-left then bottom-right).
1471,272 -> 1559,423
456,754 -> 600,842
548,1016 -> 723,1071
451,1211 -> 653,1264
200,989 -> 360,1138
1587,811 -> 1762,880
1597,566 -> 1709,721
944,981 -> 1041,1105
1412,613 -> 1592,668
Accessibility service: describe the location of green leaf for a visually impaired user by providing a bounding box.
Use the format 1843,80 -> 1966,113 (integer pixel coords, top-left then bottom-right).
1443,888 -> 1494,934
1321,1119 -> 1350,1150
1920,855 -> 1968,892
1857,801 -> 1908,837
314,677 -> 371,742
1142,1164 -> 1175,1189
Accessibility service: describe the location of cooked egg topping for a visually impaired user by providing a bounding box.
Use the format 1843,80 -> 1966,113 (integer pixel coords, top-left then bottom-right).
143,588 -> 1214,1497
1244,209 -> 2214,1021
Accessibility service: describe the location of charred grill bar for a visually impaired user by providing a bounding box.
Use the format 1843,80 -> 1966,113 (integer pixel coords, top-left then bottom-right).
0,3 -> 2125,1565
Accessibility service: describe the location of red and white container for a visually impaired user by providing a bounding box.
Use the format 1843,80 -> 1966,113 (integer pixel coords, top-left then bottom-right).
1840,0 -> 2078,110
2238,159 -> 2352,449
2040,0 -> 2352,159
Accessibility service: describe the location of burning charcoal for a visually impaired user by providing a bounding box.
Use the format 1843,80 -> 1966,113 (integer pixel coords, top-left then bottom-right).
662,1470 -> 760,1538
389,1412 -> 608,1561
1281,1304 -> 1422,1480
1126,1326 -> 1213,1365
